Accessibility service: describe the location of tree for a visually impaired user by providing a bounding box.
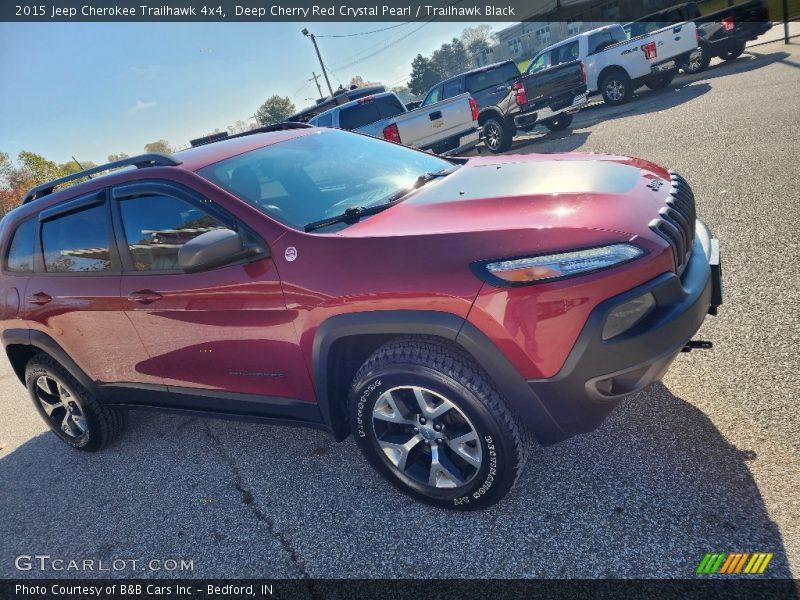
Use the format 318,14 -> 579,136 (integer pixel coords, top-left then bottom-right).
107,152 -> 129,162
391,86 -> 417,104
144,140 -> 171,154
461,25 -> 497,67
408,54 -> 442,97
227,120 -> 255,135
255,95 -> 295,126
348,75 -> 381,89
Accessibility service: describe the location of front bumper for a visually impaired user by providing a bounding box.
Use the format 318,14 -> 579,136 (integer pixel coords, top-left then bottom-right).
527,222 -> 722,438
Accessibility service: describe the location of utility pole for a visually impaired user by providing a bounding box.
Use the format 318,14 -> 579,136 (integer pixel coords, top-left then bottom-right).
302,28 -> 334,97
309,71 -> 324,99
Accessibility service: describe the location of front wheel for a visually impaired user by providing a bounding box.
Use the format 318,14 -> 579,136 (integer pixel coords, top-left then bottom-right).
720,40 -> 746,61
644,70 -> 676,90
348,338 -> 527,510
543,112 -> 573,132
25,353 -> 127,451
600,70 -> 632,105
481,116 -> 513,153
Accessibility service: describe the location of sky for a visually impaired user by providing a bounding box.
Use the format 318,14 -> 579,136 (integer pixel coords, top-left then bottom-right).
0,21 -> 512,164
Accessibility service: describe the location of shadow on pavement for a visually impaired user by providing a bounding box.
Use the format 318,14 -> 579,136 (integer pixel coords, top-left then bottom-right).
0,381 -> 792,579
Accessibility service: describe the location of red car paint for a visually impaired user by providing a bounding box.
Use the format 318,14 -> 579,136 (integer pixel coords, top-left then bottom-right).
0,128 -> 717,442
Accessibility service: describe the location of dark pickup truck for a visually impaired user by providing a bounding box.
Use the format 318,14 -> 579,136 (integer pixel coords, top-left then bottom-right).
420,59 -> 588,153
626,0 -> 772,73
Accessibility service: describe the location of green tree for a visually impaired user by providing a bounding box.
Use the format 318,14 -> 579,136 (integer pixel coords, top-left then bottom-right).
255,95 -> 296,126
144,140 -> 172,154
408,54 -> 442,97
108,152 -> 129,162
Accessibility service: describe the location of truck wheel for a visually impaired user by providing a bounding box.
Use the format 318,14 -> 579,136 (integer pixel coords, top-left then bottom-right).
681,45 -> 711,73
644,70 -> 676,90
720,40 -> 746,61
543,112 -> 573,132
348,338 -> 527,510
25,353 -> 126,451
482,117 -> 513,153
600,70 -> 632,106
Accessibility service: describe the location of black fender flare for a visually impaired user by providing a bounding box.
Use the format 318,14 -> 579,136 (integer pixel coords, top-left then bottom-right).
311,310 -> 565,444
2,329 -> 101,396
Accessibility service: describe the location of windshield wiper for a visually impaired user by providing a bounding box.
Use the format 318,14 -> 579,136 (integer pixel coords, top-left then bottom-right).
303,165 -> 459,233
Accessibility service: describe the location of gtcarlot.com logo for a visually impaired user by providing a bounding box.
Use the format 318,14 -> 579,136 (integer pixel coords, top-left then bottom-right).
696,552 -> 773,575
15,555 -> 194,573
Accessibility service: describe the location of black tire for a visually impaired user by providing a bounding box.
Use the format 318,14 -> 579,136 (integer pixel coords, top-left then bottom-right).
348,337 -> 527,510
543,112 -> 573,132
481,116 -> 513,154
681,44 -> 712,74
600,70 -> 633,106
644,70 -> 676,90
25,353 -> 126,451
720,40 -> 746,61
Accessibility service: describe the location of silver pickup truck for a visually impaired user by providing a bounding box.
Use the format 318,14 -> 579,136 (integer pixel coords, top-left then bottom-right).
308,91 -> 481,156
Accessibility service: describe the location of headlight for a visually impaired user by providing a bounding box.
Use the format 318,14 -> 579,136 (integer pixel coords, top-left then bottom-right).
602,292 -> 656,340
476,243 -> 646,286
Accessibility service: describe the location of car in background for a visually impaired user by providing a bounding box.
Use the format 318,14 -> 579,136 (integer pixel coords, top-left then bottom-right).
527,22 -> 699,106
626,0 -> 773,73
422,60 -> 588,153
308,91 -> 481,157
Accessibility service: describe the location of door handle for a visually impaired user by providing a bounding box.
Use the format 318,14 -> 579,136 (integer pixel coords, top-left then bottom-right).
127,290 -> 162,305
27,292 -> 52,305
428,111 -> 443,121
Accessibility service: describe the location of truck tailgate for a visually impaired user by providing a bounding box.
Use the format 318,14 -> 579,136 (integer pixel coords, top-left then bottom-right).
394,93 -> 476,150
519,60 -> 586,109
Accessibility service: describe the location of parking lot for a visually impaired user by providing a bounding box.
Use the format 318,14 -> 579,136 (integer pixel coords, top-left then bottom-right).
1,39 -> 798,580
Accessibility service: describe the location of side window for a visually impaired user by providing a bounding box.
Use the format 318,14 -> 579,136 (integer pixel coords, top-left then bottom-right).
442,79 -> 463,99
422,86 -> 441,106
528,50 -> 553,73
118,194 -> 226,272
588,33 -> 615,55
5,218 -> 36,273
558,41 -> 580,62
41,204 -> 112,273
316,112 -> 334,128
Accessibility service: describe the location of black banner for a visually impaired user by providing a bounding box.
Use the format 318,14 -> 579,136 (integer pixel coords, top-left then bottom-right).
1,579 -> 799,600
0,0 -> 704,23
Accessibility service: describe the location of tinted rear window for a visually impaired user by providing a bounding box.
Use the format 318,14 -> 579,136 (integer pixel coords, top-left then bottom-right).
465,63 -> 520,93
339,96 -> 405,130
41,204 -> 112,273
5,218 -> 36,273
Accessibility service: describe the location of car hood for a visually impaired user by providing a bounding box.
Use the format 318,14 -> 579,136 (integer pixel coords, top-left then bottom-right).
341,152 -> 672,241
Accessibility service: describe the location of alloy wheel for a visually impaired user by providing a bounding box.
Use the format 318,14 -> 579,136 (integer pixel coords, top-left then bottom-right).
484,122 -> 501,151
685,49 -> 703,73
371,386 -> 483,490
34,375 -> 88,438
606,79 -> 625,102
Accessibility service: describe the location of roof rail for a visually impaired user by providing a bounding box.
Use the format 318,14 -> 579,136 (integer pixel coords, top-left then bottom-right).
23,153 -> 182,204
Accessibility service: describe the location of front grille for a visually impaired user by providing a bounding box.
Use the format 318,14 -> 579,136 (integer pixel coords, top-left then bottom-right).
649,171 -> 697,273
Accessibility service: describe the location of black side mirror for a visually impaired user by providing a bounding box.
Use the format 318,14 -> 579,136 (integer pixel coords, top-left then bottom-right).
178,228 -> 251,273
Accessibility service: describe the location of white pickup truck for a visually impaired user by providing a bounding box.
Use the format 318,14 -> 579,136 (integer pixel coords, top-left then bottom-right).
308,91 -> 481,156
526,22 -> 700,106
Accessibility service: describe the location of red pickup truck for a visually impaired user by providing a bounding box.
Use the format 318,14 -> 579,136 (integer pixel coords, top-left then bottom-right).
0,125 -> 722,509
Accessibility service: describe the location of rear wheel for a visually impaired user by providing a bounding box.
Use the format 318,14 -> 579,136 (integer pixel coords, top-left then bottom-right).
681,45 -> 711,73
720,40 -> 746,61
644,70 -> 676,90
543,112 -> 574,132
600,70 -> 632,106
348,338 -> 527,510
481,116 -> 513,153
25,354 -> 126,451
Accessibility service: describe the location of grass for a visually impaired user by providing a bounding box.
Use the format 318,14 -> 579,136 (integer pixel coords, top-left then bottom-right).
516,58 -> 532,72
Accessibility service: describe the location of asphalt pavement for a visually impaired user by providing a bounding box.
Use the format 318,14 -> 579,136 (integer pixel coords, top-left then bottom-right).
0,39 -> 798,580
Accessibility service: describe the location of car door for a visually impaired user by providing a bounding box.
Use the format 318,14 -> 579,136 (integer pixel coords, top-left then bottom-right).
23,190 -> 159,385
111,180 -> 315,412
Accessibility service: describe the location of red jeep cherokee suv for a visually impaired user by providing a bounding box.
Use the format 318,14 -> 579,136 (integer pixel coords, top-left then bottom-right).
0,124 -> 722,509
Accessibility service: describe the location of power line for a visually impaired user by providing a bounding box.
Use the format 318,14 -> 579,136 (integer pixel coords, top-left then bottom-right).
314,22 -> 414,38
330,20 -> 433,73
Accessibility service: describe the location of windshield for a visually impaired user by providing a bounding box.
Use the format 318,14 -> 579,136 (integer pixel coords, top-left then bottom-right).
197,129 -> 453,232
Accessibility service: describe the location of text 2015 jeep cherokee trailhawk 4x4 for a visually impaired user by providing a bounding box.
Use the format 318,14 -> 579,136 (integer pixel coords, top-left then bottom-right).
0,124 -> 722,509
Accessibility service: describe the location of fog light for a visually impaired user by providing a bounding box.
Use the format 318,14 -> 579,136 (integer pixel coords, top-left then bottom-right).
602,292 -> 656,340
